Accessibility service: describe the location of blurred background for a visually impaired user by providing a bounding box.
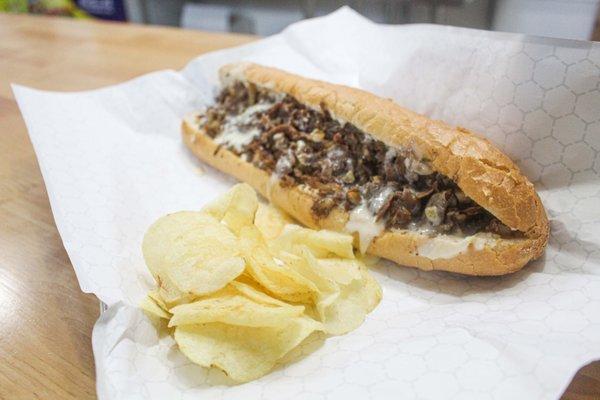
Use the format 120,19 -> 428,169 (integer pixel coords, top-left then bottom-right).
1,0 -> 599,41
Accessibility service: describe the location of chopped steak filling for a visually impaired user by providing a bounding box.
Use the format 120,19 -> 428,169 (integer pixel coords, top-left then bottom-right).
200,82 -> 516,237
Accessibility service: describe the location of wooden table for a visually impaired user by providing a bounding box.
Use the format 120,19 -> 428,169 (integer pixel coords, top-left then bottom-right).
0,13 -> 597,400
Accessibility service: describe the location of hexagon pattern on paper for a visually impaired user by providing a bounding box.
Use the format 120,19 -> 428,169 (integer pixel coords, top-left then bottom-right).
13,8 -> 600,400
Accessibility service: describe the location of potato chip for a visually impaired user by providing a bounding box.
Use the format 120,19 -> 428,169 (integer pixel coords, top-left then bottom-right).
239,226 -> 317,303
317,257 -> 363,285
202,190 -> 234,221
169,292 -> 305,328
140,295 -> 171,319
275,244 -> 382,334
316,267 -> 382,335
174,317 -> 321,382
358,264 -> 383,314
272,237 -> 329,259
316,282 -> 368,335
141,184 -> 383,383
143,211 -> 239,276
220,183 -> 258,235
147,288 -> 169,312
167,256 -> 245,297
277,224 -> 355,259
254,202 -> 293,240
230,279 -> 292,308
157,272 -> 193,308
142,211 -> 244,300
280,246 -> 337,294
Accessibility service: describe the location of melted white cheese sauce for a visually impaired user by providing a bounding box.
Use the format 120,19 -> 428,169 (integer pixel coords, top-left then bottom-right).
417,233 -> 497,260
214,102 -> 274,151
345,203 -> 385,254
344,188 -> 396,254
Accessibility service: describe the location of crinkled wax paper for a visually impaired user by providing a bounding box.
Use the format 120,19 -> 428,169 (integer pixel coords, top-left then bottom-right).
13,7 -> 600,400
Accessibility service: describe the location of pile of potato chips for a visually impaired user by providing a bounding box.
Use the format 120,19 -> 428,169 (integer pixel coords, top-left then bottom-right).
141,184 -> 382,382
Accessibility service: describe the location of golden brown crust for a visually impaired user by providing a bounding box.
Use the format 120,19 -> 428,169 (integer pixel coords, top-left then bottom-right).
220,62 -> 549,240
368,231 -> 546,276
183,113 -> 547,276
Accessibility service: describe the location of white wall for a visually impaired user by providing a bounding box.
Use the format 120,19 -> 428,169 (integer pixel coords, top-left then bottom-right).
493,0 -> 599,40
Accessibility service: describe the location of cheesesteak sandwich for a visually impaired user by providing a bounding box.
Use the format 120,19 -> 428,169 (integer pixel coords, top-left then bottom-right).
182,62 -> 549,276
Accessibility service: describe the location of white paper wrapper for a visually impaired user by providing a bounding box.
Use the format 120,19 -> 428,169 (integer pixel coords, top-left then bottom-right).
14,8 -> 600,400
